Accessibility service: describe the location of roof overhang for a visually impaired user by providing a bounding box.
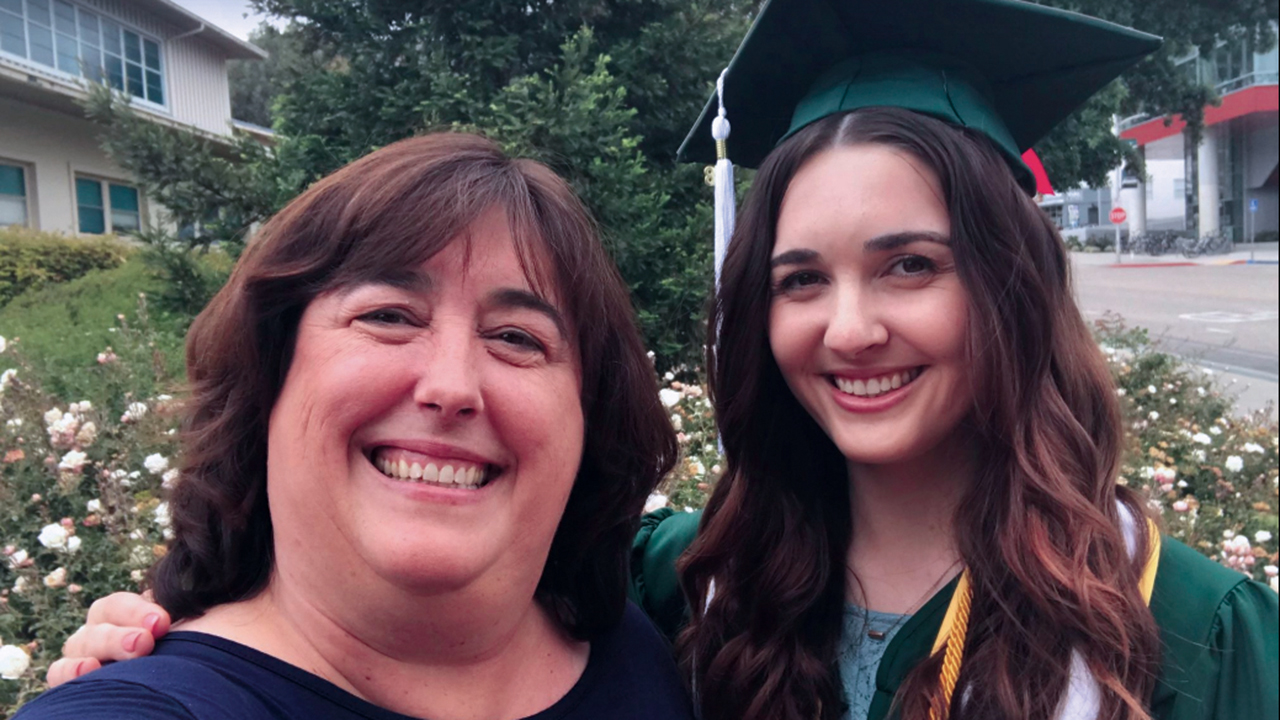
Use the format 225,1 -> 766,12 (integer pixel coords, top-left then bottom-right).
1121,84 -> 1278,147
131,0 -> 268,60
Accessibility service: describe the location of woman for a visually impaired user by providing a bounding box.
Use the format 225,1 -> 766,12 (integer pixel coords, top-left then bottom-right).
16,132 -> 693,720
48,1 -> 1280,719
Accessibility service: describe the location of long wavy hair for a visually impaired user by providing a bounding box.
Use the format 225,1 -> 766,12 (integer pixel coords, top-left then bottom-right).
678,108 -> 1161,720
151,133 -> 678,641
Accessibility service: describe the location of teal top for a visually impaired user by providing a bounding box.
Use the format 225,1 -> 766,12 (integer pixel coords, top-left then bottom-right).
630,508 -> 1280,720
840,607 -> 911,720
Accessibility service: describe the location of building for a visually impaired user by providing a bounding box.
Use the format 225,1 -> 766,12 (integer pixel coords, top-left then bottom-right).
1117,27 -> 1279,243
1,0 -> 265,234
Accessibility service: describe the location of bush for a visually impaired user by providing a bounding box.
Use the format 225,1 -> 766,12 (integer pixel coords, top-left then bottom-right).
0,259 -> 185,400
0,228 -> 130,308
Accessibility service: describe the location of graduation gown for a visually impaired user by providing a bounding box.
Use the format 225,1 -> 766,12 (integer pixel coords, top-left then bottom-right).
629,508 -> 1280,720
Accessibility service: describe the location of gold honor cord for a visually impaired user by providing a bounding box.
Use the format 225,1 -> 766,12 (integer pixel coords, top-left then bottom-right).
927,522 -> 1163,719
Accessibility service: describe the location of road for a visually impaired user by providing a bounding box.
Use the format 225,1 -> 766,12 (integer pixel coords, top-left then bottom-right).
1070,251 -> 1279,417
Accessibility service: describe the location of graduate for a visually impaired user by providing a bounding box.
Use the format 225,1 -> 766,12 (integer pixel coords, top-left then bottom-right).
42,1 -> 1280,719
639,0 -> 1279,719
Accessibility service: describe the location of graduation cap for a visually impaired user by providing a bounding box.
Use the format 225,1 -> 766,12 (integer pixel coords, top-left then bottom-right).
682,0 -> 1160,278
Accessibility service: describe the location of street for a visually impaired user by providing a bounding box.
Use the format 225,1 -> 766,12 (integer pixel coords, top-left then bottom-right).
1071,249 -> 1279,417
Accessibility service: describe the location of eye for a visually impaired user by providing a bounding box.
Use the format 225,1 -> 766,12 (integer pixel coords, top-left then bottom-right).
356,307 -> 418,326
489,328 -> 547,354
772,270 -> 826,294
888,255 -> 938,276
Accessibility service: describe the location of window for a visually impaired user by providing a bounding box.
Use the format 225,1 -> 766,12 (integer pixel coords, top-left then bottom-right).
0,162 -> 30,227
0,0 -> 164,106
1174,178 -> 1186,198
75,176 -> 140,234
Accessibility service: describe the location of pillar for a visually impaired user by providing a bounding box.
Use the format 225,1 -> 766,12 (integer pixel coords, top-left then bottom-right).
1197,126 -> 1220,237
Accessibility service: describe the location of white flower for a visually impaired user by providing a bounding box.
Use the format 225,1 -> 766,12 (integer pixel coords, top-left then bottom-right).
66,536 -> 81,554
1224,456 -> 1244,472
58,450 -> 88,474
1147,385 -> 1157,394
1264,565 -> 1278,578
1271,577 -> 1278,594
144,453 -> 170,475
663,371 -> 675,382
86,499 -> 102,514
154,502 -> 171,528
670,413 -> 683,431
1197,386 -> 1207,396
69,400 -> 92,414
1169,398 -> 1178,405
1223,529 -> 1237,539
0,336 -> 6,354
1154,466 -> 1177,485
1148,411 -> 1160,421
1116,388 -> 1127,396
711,464 -> 722,475
1256,531 -> 1273,544
689,460 -> 706,476
5,549 -> 27,569
1172,500 -> 1190,513
162,468 -> 180,489
658,388 -> 681,408
75,421 -> 98,447
121,402 -> 148,423
1193,449 -> 1207,462
0,644 -> 31,680
1243,442 -> 1265,454
43,567 -> 67,589
643,493 -> 669,514
37,523 -> 69,549
43,407 -> 63,426
130,569 -> 144,583
5,418 -> 21,429
1210,426 -> 1222,436
128,545 -> 152,567
0,368 -> 15,390
1192,433 -> 1213,445
12,577 -> 29,595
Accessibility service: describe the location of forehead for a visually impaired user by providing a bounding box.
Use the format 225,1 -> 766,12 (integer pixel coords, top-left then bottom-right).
776,144 -> 948,249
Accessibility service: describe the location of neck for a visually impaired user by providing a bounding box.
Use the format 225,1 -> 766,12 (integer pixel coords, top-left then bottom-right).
181,566 -> 586,720
844,434 -> 974,612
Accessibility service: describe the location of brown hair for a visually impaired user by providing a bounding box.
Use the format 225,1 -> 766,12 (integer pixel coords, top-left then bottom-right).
678,108 -> 1161,720
152,132 -> 678,641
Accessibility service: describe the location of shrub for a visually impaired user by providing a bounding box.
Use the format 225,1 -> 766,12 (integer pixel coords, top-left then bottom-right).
0,228 -> 130,308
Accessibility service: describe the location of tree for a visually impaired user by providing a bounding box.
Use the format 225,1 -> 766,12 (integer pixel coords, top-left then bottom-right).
1033,0 -> 1278,189
227,23 -> 323,127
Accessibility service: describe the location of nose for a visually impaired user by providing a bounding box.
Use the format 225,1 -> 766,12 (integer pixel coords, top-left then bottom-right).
822,283 -> 889,356
412,324 -> 484,420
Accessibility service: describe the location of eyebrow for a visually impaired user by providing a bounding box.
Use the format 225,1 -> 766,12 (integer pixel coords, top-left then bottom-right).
488,288 -> 569,341
770,232 -> 950,268
364,268 -> 434,294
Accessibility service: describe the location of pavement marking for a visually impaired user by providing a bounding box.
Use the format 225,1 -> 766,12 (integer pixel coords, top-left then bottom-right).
1206,328 -> 1232,334
1178,310 -> 1279,323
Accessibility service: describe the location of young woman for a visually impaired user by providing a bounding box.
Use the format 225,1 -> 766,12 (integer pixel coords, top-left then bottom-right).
45,2 -> 1280,719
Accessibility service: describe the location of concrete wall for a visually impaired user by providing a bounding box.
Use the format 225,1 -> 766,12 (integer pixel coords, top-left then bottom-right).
0,96 -> 162,234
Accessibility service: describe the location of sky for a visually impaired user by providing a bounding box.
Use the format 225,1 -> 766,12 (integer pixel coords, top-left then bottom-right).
168,0 -> 277,42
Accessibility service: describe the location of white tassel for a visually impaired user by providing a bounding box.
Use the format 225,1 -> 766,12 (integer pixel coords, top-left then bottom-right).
712,69 -> 734,288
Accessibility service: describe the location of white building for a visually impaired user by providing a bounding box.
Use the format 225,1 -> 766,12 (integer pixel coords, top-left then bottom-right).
1,0 -> 264,234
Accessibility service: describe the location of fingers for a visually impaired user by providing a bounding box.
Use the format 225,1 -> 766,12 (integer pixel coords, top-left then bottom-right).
61,622 -> 159,663
46,657 -> 101,688
84,592 -> 171,639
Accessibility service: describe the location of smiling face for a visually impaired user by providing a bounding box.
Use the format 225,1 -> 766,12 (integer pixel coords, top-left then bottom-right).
768,144 -> 972,467
265,206 -> 584,599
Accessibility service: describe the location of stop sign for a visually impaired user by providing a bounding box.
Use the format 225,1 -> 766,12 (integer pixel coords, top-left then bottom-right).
1110,207 -> 1127,224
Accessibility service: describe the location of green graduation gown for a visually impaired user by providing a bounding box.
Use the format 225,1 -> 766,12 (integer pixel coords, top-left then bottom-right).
629,508 -> 1280,720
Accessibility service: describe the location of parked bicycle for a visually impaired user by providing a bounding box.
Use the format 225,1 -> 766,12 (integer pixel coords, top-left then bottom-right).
1180,231 -> 1233,258
1129,231 -> 1182,256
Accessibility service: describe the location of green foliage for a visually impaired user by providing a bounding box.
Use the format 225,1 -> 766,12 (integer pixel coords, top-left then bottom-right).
0,228 -> 129,308
228,23 -> 324,127
0,259 -> 185,400
80,84 -> 303,252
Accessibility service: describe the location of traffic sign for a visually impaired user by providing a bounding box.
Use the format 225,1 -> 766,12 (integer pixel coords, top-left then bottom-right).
1250,198 -> 1259,213
1110,207 -> 1127,224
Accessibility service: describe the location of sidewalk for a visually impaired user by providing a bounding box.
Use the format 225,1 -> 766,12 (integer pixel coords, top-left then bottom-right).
1070,245 -> 1279,268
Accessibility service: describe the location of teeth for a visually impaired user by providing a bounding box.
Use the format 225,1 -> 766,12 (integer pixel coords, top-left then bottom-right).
833,368 -> 920,398
373,452 -> 487,489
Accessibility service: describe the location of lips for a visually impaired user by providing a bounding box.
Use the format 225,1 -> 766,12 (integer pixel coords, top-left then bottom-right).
369,446 -> 500,490
829,367 -> 924,399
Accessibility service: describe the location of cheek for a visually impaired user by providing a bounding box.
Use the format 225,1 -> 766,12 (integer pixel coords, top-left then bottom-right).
768,303 -> 811,375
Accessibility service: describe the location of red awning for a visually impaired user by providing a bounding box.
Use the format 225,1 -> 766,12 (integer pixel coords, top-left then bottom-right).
1023,149 -> 1054,196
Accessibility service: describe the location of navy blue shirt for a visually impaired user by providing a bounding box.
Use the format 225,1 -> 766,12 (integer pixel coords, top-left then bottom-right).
15,602 -> 694,720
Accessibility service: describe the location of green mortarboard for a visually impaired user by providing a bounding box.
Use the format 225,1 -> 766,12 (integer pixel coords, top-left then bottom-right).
678,0 -> 1162,192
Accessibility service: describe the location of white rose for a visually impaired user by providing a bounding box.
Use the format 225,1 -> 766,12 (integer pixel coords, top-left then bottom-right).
43,567 -> 67,589
0,644 -> 31,680
1224,456 -> 1244,473
154,502 -> 171,528
670,414 -> 683,431
86,499 -> 102,514
1147,385 -> 1157,394
43,407 -> 63,426
643,493 -> 669,514
12,577 -> 30,595
37,523 -> 69,550
1256,531 -> 1274,544
144,453 -> 170,476
1148,411 -> 1160,421
0,336 -> 6,354
162,469 -> 180,489
1192,433 -> 1212,445
658,388 -> 681,408
66,536 -> 81,554
5,549 -> 27,569
75,421 -> 98,447
1243,442 -> 1265,454
58,450 -> 88,474
0,368 -> 16,390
